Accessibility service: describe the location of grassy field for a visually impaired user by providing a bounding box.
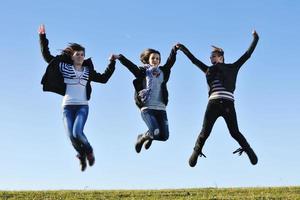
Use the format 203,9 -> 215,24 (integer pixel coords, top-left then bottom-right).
0,187 -> 299,200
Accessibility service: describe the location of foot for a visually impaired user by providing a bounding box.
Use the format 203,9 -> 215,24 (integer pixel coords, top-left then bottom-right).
135,134 -> 150,153
87,152 -> 95,166
245,147 -> 258,165
76,154 -> 87,171
144,139 -> 153,150
233,147 -> 258,165
189,150 -> 206,167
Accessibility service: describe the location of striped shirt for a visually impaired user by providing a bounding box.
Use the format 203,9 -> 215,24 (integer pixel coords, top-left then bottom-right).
208,79 -> 234,101
59,62 -> 90,105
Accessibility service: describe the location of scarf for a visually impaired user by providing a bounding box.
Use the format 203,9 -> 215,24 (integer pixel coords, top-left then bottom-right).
138,64 -> 161,103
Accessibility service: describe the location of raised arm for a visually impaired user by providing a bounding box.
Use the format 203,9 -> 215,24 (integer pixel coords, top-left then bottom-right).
113,54 -> 142,78
234,30 -> 259,69
162,45 -> 178,70
38,24 -> 55,63
177,43 -> 209,73
88,56 -> 116,83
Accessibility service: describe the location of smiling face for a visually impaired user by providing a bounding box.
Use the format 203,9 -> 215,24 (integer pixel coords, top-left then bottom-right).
72,50 -> 85,67
210,52 -> 224,65
148,53 -> 160,67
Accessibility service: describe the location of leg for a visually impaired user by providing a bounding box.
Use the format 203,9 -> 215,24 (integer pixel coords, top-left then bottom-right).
73,105 -> 94,166
194,101 -> 220,153
189,100 -> 220,167
141,109 -> 160,140
144,110 -> 169,150
135,109 -> 160,153
155,110 -> 169,141
62,105 -> 87,171
222,101 -> 257,165
62,106 -> 85,155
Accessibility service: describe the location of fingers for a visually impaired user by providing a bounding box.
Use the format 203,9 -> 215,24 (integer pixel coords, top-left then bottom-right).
252,29 -> 258,37
38,24 -> 45,34
109,54 -> 120,61
175,43 -> 183,50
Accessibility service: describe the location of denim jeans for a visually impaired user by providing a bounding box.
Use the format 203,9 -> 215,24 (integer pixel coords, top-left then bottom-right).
141,109 -> 169,141
62,105 -> 93,155
194,99 -> 251,152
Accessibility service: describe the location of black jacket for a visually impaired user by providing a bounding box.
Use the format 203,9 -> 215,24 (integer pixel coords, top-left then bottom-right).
181,35 -> 259,95
118,47 -> 177,108
39,34 -> 115,100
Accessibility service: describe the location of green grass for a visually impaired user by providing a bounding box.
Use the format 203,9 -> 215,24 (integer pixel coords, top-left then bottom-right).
0,187 -> 299,200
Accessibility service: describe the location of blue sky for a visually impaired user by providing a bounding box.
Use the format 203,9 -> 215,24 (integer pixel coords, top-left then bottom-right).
0,0 -> 299,190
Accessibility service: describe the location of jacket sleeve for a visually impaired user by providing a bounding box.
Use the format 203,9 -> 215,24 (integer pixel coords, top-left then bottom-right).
233,34 -> 259,69
118,54 -> 142,78
162,46 -> 177,70
39,34 -> 55,63
180,45 -> 208,73
89,59 -> 116,83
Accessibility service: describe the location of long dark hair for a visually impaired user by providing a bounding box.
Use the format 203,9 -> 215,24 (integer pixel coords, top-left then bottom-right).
140,48 -> 161,64
61,43 -> 85,57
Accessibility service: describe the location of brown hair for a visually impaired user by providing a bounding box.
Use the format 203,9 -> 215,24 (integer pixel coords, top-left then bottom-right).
211,45 -> 224,57
61,43 -> 85,57
140,48 -> 161,64
211,45 -> 224,62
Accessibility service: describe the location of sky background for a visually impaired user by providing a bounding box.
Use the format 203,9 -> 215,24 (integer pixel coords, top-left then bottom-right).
0,0 -> 299,190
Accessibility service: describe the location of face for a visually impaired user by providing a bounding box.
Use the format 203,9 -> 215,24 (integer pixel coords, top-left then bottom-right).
210,53 -> 224,65
72,50 -> 85,66
148,53 -> 160,67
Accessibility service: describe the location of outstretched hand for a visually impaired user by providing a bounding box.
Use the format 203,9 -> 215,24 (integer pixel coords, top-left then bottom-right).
252,29 -> 258,38
38,24 -> 46,34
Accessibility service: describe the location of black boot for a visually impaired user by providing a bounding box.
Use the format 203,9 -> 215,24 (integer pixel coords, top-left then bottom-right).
135,134 -> 151,153
144,139 -> 153,150
76,154 -> 87,172
245,147 -> 258,165
189,149 -> 206,167
233,147 -> 258,165
87,151 -> 95,166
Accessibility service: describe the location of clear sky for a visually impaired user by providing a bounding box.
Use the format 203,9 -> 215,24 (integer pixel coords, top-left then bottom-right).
0,0 -> 299,190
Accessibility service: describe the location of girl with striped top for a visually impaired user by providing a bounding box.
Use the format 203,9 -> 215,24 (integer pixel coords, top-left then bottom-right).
39,24 -> 116,171
176,30 -> 259,167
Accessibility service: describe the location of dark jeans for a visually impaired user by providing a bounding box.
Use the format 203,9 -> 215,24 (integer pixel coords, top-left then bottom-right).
194,99 -> 251,152
62,105 -> 93,156
141,109 -> 169,141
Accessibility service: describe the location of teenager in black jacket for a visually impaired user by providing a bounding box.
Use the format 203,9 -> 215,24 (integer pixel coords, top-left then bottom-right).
39,24 -> 116,171
177,30 -> 259,167
112,46 -> 178,153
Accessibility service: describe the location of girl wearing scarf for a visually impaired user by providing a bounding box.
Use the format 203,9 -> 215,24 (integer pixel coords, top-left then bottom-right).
112,46 -> 178,153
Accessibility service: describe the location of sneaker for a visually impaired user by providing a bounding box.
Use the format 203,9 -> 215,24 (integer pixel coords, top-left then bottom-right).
87,152 -> 95,166
76,154 -> 87,172
144,139 -> 153,150
189,150 -> 206,167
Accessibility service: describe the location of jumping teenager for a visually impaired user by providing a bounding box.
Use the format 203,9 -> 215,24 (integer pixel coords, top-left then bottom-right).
177,30 -> 259,167
112,46 -> 178,153
38,24 -> 116,171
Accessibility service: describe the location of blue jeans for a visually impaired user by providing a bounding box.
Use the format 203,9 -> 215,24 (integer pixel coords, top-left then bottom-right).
141,109 -> 169,141
62,105 -> 93,155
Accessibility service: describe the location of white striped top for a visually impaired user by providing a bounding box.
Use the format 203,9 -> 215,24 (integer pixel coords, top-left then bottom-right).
208,80 -> 234,101
59,62 -> 90,106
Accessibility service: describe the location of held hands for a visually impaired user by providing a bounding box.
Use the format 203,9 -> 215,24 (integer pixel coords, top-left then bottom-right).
38,24 -> 46,34
175,43 -> 185,51
109,54 -> 120,61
